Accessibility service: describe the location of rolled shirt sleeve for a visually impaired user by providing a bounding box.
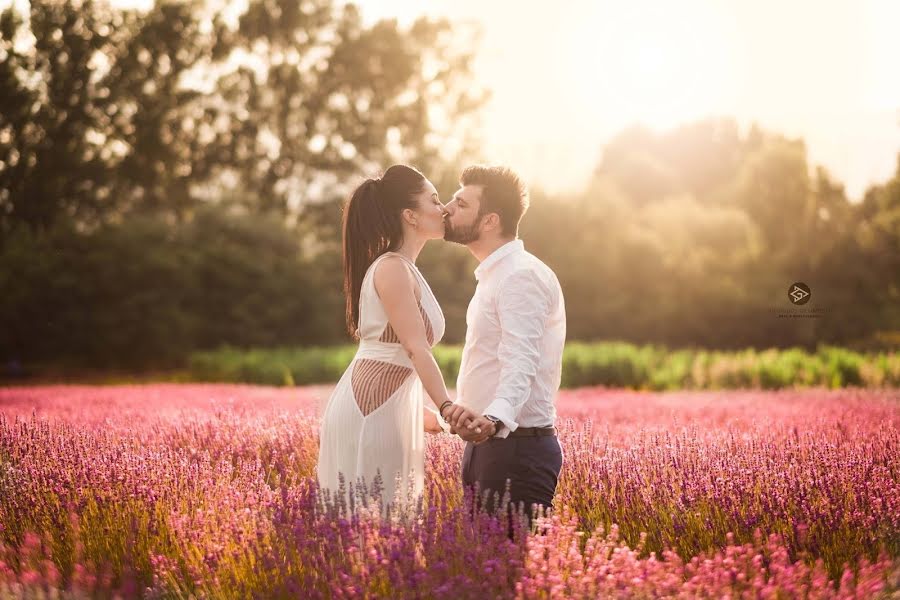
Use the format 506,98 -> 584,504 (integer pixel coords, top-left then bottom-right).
483,269 -> 553,438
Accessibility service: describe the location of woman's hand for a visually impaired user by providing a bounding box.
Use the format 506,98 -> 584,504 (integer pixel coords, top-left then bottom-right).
423,407 -> 444,434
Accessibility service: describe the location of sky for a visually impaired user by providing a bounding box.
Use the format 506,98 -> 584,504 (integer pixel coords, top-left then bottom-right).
6,0 -> 899,200
357,0 -> 900,200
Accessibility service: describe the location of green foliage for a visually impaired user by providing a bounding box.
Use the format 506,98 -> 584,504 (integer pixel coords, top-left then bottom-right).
818,346 -> 865,388
189,345 -> 358,386
186,342 -> 900,390
515,121 -> 900,352
560,342 -> 660,389
0,208 -> 345,369
0,0 -> 485,231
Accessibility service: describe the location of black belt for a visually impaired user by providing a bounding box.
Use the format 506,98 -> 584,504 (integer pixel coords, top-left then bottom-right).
507,426 -> 556,438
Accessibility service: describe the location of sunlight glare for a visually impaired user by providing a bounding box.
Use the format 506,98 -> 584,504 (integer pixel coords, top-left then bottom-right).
566,0 -> 733,130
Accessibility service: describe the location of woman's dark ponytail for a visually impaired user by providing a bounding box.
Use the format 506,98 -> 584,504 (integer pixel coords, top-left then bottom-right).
342,165 -> 426,338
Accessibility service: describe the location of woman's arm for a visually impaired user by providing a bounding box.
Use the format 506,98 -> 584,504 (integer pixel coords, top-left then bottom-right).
374,257 -> 480,434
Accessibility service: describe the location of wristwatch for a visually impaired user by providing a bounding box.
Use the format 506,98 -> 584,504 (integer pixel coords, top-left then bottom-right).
484,414 -> 504,435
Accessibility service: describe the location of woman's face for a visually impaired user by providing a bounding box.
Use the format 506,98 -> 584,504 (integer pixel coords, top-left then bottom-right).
411,178 -> 445,240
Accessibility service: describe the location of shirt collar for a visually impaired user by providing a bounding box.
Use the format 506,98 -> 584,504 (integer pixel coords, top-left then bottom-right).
474,239 -> 524,281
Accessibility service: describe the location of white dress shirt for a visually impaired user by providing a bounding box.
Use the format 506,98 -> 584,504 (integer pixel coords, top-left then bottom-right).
455,239 -> 566,438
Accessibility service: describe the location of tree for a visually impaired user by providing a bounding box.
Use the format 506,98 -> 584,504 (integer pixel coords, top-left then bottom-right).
0,0 -> 486,233
0,0 -> 120,231
816,153 -> 900,343
227,1 -> 485,214
556,118 -> 894,349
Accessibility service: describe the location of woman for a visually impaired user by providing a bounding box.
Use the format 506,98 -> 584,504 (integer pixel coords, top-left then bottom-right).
316,164 -> 479,515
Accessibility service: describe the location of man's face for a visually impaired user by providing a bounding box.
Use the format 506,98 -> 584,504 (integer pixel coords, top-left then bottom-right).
442,185 -> 484,245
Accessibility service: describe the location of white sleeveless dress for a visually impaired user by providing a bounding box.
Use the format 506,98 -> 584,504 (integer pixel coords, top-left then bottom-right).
316,251 -> 446,514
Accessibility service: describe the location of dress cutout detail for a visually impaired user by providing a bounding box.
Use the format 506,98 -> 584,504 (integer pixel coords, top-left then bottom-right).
351,359 -> 414,416
378,301 -> 434,345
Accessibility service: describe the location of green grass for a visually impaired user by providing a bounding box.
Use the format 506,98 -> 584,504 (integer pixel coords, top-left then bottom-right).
185,342 -> 900,390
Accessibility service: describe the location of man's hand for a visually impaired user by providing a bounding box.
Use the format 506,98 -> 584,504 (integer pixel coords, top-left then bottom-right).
442,404 -> 484,434
450,416 -> 497,444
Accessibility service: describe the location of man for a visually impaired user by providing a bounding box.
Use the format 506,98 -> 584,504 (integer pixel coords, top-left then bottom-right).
438,165 -> 567,530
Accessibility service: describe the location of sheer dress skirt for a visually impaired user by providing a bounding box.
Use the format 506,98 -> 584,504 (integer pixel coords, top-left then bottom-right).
316,256 -> 443,515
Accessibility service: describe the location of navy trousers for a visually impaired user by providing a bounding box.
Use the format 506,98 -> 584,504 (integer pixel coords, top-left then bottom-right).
461,434 -> 563,529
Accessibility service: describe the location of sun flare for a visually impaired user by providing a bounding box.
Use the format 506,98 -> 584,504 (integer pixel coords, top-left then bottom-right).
566,1 -> 733,130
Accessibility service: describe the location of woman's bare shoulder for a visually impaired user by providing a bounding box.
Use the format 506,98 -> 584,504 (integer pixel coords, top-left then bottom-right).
373,255 -> 420,301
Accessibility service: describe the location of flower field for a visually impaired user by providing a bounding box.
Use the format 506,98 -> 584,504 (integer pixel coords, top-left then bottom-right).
0,384 -> 898,598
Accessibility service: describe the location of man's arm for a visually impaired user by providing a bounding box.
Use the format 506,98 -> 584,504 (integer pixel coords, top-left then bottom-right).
483,269 -> 554,438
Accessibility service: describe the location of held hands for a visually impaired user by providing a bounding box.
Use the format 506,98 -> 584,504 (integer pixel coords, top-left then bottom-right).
441,402 -> 497,445
451,417 -> 496,444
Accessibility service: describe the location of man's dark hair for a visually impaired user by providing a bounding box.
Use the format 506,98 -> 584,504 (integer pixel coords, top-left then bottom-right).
460,165 -> 528,237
